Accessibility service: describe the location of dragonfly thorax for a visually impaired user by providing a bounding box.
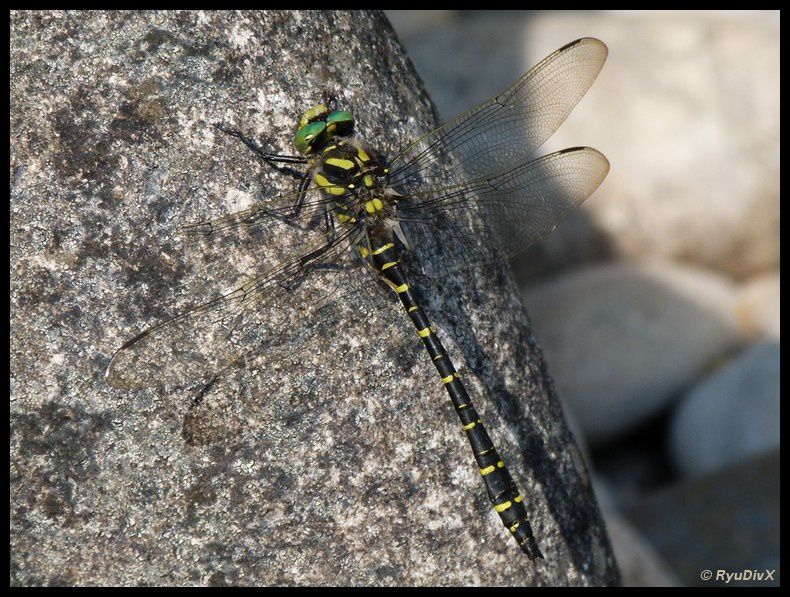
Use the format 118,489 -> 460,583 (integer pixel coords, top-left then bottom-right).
311,137 -> 394,225
293,105 -> 393,223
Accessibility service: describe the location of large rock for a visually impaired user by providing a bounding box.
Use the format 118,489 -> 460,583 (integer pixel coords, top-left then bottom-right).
521,261 -> 745,444
10,11 -> 618,586
668,341 -> 780,477
592,480 -> 680,587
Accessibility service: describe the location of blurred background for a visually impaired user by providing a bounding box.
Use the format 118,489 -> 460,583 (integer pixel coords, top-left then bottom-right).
387,10 -> 779,587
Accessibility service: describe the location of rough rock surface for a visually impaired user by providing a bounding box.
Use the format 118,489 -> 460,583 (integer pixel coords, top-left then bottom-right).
10,11 -> 618,586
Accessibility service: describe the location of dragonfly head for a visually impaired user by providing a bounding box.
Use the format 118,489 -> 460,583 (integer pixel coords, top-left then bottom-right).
294,105 -> 355,155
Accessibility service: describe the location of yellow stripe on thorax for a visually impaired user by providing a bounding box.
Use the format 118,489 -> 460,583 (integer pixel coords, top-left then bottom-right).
314,173 -> 346,196
372,243 -> 394,255
324,157 -> 356,171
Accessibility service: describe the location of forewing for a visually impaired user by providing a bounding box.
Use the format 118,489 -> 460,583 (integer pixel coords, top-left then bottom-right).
386,38 -> 608,193
180,350 -> 336,447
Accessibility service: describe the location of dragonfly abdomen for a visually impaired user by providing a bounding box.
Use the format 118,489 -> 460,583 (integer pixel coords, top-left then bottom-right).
367,238 -> 544,560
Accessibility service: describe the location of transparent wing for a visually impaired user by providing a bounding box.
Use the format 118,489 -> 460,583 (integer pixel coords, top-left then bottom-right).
396,147 -> 610,278
181,183 -> 344,249
180,344 -> 339,446
386,38 -> 608,193
106,222 -> 370,389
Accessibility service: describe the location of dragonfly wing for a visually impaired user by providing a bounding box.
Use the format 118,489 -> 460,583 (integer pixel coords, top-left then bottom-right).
180,184 -> 343,254
180,346 -> 342,446
396,147 -> 610,279
106,224 -> 364,389
386,38 -> 608,193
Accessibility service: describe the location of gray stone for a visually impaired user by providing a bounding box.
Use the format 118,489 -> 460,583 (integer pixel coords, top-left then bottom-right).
591,479 -> 680,586
10,11 -> 618,586
521,261 -> 745,443
623,449 -> 779,587
605,512 -> 681,587
735,273 -> 780,340
669,341 -> 780,477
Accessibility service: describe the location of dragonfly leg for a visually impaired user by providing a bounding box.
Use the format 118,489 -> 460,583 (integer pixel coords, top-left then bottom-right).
254,173 -> 317,233
311,262 -> 347,273
286,172 -> 312,219
214,123 -> 307,179
322,194 -> 337,234
308,200 -> 360,273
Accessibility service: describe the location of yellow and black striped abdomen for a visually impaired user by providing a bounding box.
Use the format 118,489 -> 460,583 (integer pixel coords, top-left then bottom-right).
365,238 -> 543,559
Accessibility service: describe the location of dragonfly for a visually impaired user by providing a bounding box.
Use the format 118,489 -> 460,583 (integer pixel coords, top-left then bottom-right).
106,37 -> 609,559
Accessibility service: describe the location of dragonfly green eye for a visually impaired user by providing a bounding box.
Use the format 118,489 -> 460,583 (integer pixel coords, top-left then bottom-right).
298,104 -> 330,129
294,121 -> 326,154
326,110 -> 354,136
